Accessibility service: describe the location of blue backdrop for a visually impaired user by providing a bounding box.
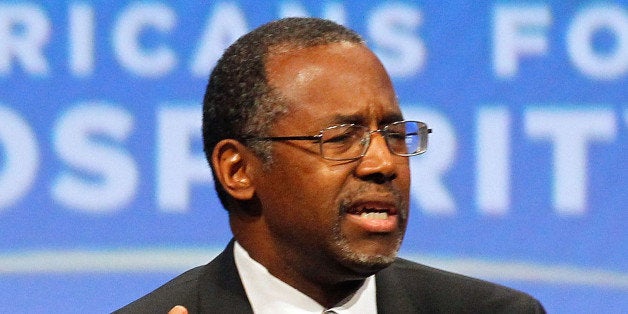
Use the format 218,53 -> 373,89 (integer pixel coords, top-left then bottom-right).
0,1 -> 626,313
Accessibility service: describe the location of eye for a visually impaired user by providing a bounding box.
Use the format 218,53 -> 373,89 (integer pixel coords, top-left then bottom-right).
322,125 -> 362,144
320,126 -> 367,159
386,131 -> 407,141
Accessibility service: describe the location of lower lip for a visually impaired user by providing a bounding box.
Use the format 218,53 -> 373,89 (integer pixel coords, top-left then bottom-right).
345,213 -> 399,233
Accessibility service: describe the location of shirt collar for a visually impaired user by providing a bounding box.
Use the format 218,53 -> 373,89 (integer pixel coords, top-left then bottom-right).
233,241 -> 377,314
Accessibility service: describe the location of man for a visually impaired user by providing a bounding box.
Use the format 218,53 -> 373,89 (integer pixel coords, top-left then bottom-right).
116,17 -> 545,313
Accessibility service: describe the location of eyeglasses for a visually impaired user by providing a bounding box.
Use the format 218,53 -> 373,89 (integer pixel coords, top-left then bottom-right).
244,120 -> 431,161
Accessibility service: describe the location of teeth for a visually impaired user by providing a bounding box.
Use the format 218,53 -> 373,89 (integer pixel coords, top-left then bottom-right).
360,212 -> 389,220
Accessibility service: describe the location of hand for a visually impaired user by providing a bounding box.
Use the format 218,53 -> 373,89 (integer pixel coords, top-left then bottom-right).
168,305 -> 188,314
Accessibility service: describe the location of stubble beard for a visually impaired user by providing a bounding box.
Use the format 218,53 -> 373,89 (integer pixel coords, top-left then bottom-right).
331,227 -> 404,271
330,192 -> 408,273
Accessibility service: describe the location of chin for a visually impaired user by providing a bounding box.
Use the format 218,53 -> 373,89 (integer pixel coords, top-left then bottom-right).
348,253 -> 396,272
333,236 -> 402,275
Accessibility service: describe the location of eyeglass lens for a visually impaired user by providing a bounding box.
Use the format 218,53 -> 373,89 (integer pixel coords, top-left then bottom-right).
320,121 -> 426,160
320,124 -> 366,160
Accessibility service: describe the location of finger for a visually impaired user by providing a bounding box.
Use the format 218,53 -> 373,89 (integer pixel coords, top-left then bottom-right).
168,305 -> 188,314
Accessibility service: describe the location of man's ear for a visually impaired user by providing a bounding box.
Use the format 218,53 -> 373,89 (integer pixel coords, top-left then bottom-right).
211,139 -> 257,201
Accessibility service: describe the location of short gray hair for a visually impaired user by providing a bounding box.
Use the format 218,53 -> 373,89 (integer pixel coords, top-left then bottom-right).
202,17 -> 364,210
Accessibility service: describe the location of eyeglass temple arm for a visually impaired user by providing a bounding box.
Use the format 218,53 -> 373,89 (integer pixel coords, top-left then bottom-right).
406,128 -> 432,136
247,135 -> 321,141
245,128 -> 431,141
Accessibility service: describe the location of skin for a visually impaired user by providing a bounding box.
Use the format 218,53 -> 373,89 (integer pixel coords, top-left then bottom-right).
168,305 -> 187,314
211,42 -> 411,308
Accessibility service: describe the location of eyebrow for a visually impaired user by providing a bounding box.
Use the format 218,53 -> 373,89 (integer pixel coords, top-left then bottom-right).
327,112 -> 405,126
328,114 -> 365,125
380,113 -> 405,125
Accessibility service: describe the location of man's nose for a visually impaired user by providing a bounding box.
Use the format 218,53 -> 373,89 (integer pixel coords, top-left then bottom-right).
354,132 -> 398,180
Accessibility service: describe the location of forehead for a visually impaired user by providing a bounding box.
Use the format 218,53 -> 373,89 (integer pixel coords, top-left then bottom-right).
265,42 -> 402,128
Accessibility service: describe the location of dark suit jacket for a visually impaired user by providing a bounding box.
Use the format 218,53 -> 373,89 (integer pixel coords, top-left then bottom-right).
114,241 -> 545,313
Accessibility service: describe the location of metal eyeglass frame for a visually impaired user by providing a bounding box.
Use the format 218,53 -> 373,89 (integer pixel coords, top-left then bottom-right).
242,120 -> 432,161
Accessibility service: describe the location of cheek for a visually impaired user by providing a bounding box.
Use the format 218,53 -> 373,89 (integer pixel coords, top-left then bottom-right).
273,163 -> 351,227
275,148 -> 349,196
259,166 -> 349,249
288,165 -> 348,212
399,164 -> 411,190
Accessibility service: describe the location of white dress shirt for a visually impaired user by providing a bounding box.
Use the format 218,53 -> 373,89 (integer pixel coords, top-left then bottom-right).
233,241 -> 378,314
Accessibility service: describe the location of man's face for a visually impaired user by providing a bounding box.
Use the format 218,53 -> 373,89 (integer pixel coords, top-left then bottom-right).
251,42 -> 411,282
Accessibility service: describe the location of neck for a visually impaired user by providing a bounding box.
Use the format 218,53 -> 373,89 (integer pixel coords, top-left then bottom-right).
305,278 -> 365,308
231,215 -> 371,308
241,238 -> 366,307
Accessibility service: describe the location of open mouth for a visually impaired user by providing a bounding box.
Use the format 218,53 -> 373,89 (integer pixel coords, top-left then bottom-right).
360,211 -> 389,220
346,203 -> 397,217
348,207 -> 393,220
344,202 -> 399,232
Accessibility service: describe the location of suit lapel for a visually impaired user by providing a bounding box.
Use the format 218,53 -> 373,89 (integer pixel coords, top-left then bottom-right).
196,240 -> 254,313
195,243 -> 417,313
375,259 -> 421,314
